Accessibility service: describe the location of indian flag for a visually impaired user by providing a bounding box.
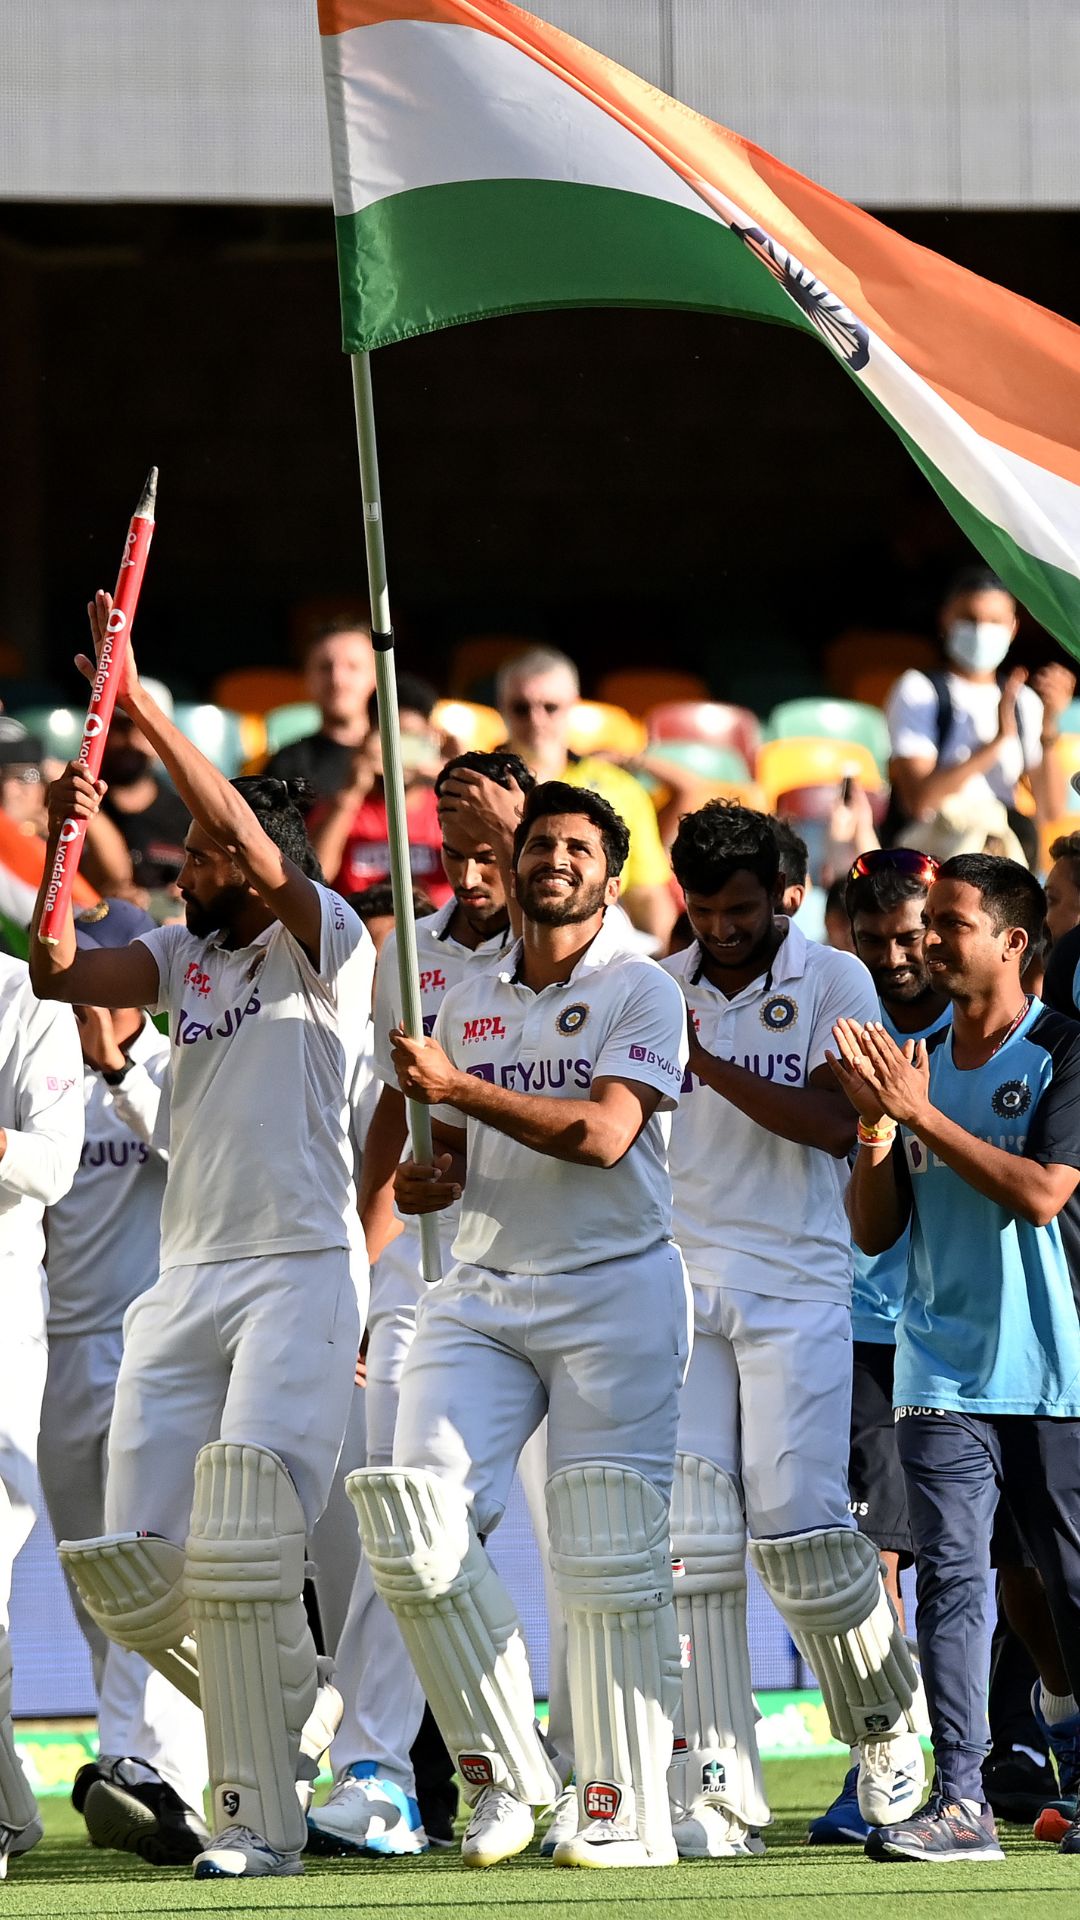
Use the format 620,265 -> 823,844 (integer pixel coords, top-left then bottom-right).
318,0 -> 1080,654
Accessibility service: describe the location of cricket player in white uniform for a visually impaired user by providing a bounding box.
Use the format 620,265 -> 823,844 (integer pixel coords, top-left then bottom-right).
661,801 -> 924,1858
349,780 -> 690,1871
0,956 -> 82,1879
30,592 -> 374,1881
39,898 -> 208,1863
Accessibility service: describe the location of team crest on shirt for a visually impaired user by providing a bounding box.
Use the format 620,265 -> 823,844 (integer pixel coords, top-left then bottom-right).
760,994 -> 798,1033
992,1079 -> 1032,1119
556,1001 -> 589,1037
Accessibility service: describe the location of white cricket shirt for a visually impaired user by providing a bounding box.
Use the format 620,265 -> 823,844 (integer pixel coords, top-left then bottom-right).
46,1017 -> 169,1335
0,955 -> 83,1274
433,910 -> 688,1276
138,884 -> 374,1268
664,921 -> 878,1305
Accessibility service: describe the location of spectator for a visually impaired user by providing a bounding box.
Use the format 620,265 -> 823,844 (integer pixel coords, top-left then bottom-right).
824,879 -> 856,952
885,567 -> 1073,859
0,732 -> 47,836
263,620 -> 377,801
495,647 -> 675,941
772,818 -> 811,917
99,707 -> 190,897
308,675 -> 450,905
1045,833 -> 1080,949
349,881 -> 437,961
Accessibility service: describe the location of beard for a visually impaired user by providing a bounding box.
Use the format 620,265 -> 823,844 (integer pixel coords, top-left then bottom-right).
101,746 -> 151,787
518,872 -> 609,927
183,883 -> 248,939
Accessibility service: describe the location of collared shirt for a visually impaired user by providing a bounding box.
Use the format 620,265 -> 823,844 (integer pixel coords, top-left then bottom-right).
138,885 -> 374,1268
896,1001 -> 1080,1415
0,955 -> 83,1275
46,1017 -> 169,1334
432,910 -> 687,1275
663,921 -> 878,1305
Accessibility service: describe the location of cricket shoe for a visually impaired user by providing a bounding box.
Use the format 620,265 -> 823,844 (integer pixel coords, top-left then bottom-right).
984,1745 -> 1058,1825
1030,1686 -> 1080,1846
857,1730 -> 925,1825
672,1802 -> 764,1858
192,1824 -> 302,1877
72,1756 -> 209,1866
306,1763 -> 428,1857
0,1816 -> 43,1879
460,1786 -> 535,1868
807,1766 -> 870,1845
552,1818 -> 678,1868
538,1785 -> 578,1858
865,1789 -> 1004,1863
295,1657 -> 344,1816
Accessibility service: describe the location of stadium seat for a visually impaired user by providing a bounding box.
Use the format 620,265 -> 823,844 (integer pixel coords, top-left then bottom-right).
776,783 -> 890,829
213,667 -> 309,715
846,665 -> 908,710
1059,699 -> 1080,736
11,704 -> 86,762
766,698 -> 891,773
567,701 -> 648,757
1038,816 -> 1079,876
646,701 -> 761,770
264,702 -> 321,755
173,703 -> 247,777
756,737 -> 882,811
1053,734 -> 1080,810
448,636 -> 532,701
824,629 -> 939,698
596,668 -> 708,715
646,739 -> 751,782
431,699 -> 506,753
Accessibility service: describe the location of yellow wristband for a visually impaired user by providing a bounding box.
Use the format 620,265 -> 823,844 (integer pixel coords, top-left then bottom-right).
857,1118 -> 897,1146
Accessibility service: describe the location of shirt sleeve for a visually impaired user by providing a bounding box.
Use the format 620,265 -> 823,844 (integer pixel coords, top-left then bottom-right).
0,994 -> 83,1206
1043,930 -> 1080,1021
886,670 -> 940,763
806,949 -> 880,1076
372,932 -> 401,1086
593,964 -> 689,1110
1026,1027 -> 1080,1171
134,925 -> 178,1017
109,1029 -> 170,1157
313,885 -> 373,987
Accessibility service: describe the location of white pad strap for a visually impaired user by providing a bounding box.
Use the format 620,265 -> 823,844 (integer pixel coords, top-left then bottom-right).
58,1532 -> 200,1706
0,1627 -> 37,1832
546,1463 -> 679,1859
184,1443 -> 316,1852
670,1453 -> 769,1828
749,1527 -> 918,1744
347,1466 -> 559,1809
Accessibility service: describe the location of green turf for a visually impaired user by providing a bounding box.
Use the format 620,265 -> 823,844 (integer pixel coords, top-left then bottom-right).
5,1761 -> 1078,1919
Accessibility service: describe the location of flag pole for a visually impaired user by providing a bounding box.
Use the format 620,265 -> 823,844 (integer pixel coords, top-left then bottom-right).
351,351 -> 442,1287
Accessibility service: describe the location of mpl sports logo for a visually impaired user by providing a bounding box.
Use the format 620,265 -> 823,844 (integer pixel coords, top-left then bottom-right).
419,967 -> 447,994
462,1016 -> 506,1043
184,961 -> 212,998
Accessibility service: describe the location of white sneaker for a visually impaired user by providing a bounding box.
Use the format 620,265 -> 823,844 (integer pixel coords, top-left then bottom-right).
672,1802 -> 763,1858
539,1786 -> 578,1858
0,1816 -> 43,1880
461,1787 -> 535,1868
296,1657 -> 344,1814
307,1767 -> 428,1857
192,1824 -> 303,1878
553,1817 -> 678,1868
857,1731 -> 925,1826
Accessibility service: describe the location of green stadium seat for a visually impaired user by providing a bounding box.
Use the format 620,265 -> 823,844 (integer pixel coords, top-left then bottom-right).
11,704 -> 86,762
173,703 -> 246,777
264,703 -> 321,755
765,698 -> 891,772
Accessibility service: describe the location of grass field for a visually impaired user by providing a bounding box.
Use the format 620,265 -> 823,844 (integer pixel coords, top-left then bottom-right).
6,1761 -> 1078,1920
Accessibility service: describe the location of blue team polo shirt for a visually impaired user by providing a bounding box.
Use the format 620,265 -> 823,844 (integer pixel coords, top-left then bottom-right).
851,1001 -> 952,1346
894,1000 -> 1080,1416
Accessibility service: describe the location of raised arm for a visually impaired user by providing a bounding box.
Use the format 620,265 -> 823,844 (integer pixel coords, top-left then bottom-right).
30,763 -> 162,1008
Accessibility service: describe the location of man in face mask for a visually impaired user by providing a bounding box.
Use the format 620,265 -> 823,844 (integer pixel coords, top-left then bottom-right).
884,567 -> 1072,856
100,703 -> 192,902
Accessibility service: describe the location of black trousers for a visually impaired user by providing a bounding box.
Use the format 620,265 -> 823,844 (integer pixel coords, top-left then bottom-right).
896,1408 -> 1080,1804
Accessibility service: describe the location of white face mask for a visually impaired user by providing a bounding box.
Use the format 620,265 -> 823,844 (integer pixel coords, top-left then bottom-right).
944,619 -> 1013,673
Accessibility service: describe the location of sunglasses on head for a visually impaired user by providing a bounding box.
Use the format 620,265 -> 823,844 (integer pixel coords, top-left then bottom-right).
847,848 -> 941,886
509,698 -> 564,717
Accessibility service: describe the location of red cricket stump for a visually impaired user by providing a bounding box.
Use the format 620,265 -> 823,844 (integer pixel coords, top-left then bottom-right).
38,467 -> 158,946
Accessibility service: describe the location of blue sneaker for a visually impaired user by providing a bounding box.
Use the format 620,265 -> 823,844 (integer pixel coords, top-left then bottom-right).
306,1762 -> 428,1857
807,1766 -> 871,1846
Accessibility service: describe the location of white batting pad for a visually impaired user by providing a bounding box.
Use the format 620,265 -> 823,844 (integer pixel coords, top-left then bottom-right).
184,1443 -> 316,1853
0,1627 -> 37,1832
347,1466 -> 560,1809
670,1454 -> 769,1829
546,1462 -> 679,1859
58,1531 -> 200,1705
749,1527 -> 918,1745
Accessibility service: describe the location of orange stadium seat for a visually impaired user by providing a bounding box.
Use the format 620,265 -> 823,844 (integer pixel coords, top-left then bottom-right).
646,701 -> 761,771
1039,816 -> 1079,874
213,667 -> 309,715
448,636 -> 532,700
1054,735 -> 1080,809
824,629 -> 940,699
567,701 -> 648,758
847,665 -> 908,710
431,699 -> 506,754
757,737 -> 882,811
597,668 -> 708,715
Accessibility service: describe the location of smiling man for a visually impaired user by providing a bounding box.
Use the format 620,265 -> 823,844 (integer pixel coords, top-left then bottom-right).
661,802 -> 924,1859
838,853 -> 1080,1863
345,780 -> 691,1871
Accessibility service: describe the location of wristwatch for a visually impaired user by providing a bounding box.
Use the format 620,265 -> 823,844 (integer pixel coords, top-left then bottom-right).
102,1060 -> 134,1087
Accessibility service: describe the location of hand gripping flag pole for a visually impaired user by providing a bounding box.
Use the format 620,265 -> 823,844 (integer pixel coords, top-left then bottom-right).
38,469 -> 158,947
351,353 -> 442,1286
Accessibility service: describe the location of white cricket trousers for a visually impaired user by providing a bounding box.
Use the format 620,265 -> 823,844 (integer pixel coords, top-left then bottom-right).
105,1249 -> 362,1542
38,1328 -> 206,1810
677,1280 -> 854,1538
0,1266 -> 49,1632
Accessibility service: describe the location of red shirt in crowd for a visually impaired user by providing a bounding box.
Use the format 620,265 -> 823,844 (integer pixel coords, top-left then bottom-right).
316,785 -> 451,906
